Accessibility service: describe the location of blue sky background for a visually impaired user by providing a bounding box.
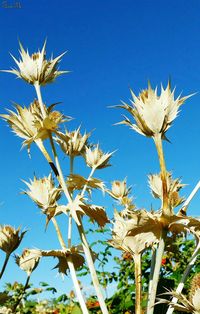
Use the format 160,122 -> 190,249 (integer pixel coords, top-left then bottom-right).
0,0 -> 200,299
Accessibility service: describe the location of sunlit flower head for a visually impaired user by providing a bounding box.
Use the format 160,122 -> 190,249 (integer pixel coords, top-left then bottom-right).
0,100 -> 67,152
3,41 -> 68,85
56,127 -> 90,157
108,179 -> 131,200
149,172 -> 185,210
84,145 -> 113,169
15,249 -> 40,276
23,174 -> 61,211
0,225 -> 26,255
117,81 -> 191,139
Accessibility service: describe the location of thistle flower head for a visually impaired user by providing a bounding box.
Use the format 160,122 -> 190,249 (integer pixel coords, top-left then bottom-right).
117,81 -> 191,138
56,127 -> 90,157
0,225 -> 26,255
23,174 -> 61,211
4,41 -> 68,85
84,145 -> 113,169
15,249 -> 40,276
0,101 -> 67,152
108,179 -> 131,201
148,172 -> 185,210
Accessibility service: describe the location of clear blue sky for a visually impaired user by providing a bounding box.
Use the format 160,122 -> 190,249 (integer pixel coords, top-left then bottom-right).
0,0 -> 200,298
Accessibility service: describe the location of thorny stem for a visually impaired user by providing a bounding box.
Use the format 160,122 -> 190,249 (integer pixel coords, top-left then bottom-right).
146,231 -> 166,314
13,274 -> 30,313
0,253 -> 10,280
134,253 -> 142,314
51,217 -> 89,314
153,134 -> 170,216
166,241 -> 200,314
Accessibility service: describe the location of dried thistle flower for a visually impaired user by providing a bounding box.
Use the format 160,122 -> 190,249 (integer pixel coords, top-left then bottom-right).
107,179 -> 131,200
116,81 -> 191,139
23,174 -> 61,214
0,225 -> 26,255
15,249 -> 40,276
84,145 -> 113,169
149,172 -> 185,209
3,41 -> 68,85
66,174 -> 105,194
0,100 -> 67,152
56,127 -> 90,157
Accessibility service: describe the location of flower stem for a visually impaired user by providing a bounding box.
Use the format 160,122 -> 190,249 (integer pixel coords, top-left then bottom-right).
134,253 -> 142,314
34,82 -> 47,118
81,167 -> 95,197
146,231 -> 166,314
166,241 -> 200,314
77,219 -> 109,314
147,248 -> 156,307
153,134 -> 170,216
178,180 -> 200,215
68,156 -> 74,248
0,253 -> 10,280
51,217 -> 89,314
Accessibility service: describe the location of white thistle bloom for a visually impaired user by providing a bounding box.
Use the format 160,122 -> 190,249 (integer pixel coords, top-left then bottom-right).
3,41 -> 68,85
15,249 -> 40,276
23,174 -> 61,211
117,81 -> 191,138
0,225 -> 26,255
84,145 -> 113,169
108,179 -> 131,200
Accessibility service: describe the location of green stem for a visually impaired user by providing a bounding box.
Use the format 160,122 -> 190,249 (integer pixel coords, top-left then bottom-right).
0,253 -> 10,280
146,231 -> 166,314
134,253 -> 142,314
166,241 -> 200,314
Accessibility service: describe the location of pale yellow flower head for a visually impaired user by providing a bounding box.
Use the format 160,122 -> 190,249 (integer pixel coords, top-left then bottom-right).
148,172 -> 185,210
84,145 -> 113,169
23,174 -> 61,211
4,41 -> 68,85
108,179 -> 131,200
0,225 -> 26,255
117,81 -> 191,138
56,127 -> 90,157
15,249 -> 40,276
0,100 -> 67,152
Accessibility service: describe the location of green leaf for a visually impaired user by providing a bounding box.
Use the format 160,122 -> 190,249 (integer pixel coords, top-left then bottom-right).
71,304 -> 82,314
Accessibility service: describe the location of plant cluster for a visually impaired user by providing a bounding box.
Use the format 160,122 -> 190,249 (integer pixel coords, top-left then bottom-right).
0,41 -> 200,314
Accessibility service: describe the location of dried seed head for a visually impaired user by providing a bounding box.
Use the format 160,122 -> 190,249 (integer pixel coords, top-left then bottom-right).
3,41 -> 68,85
108,179 -> 131,200
15,249 -> 40,276
116,81 -> 191,139
0,225 -> 26,255
23,174 -> 61,218
190,273 -> 200,305
84,145 -> 113,169
56,127 -> 90,157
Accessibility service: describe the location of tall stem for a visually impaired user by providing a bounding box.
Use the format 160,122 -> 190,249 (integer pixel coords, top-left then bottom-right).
34,82 -> 46,118
81,167 -> 95,197
77,220 -> 109,314
0,253 -> 10,280
153,134 -> 170,216
147,248 -> 156,308
68,156 -> 74,248
51,218 -> 89,314
166,241 -> 200,314
178,180 -> 200,216
146,231 -> 166,314
134,253 -> 142,314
